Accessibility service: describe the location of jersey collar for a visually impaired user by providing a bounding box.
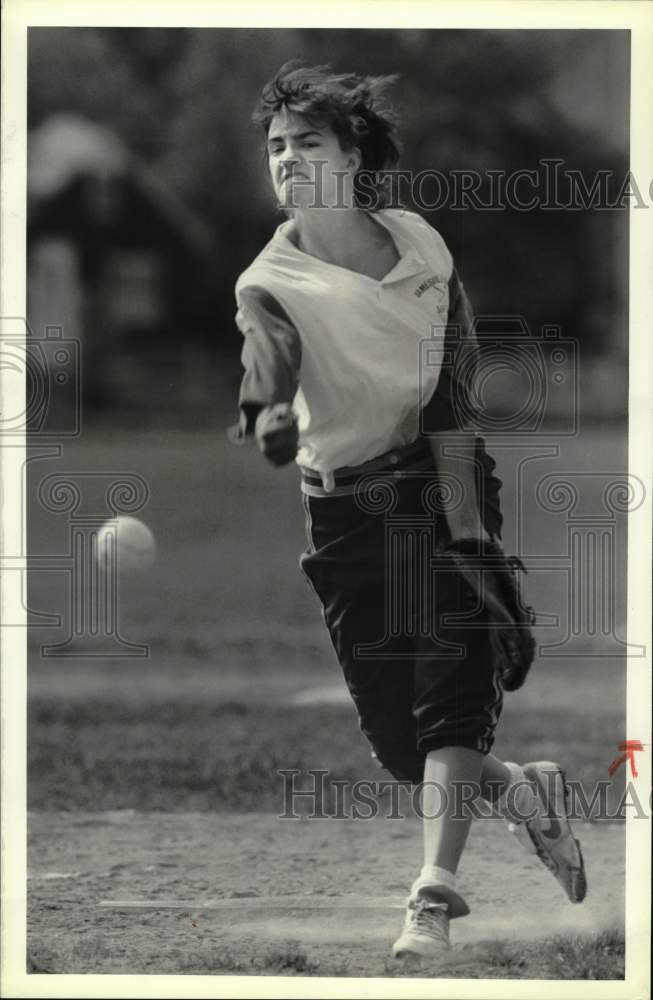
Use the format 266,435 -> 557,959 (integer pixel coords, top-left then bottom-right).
274,212 -> 427,287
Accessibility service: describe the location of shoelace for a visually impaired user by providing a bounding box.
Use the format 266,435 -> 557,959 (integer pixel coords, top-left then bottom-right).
408,900 -> 449,942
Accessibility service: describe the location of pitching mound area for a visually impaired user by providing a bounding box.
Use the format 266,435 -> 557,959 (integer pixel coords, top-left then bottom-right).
27,810 -> 625,978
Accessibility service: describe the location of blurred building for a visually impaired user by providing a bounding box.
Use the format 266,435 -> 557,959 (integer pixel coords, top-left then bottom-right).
27,114 -> 216,416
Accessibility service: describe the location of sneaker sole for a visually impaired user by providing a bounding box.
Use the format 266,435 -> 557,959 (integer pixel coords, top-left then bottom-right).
523,763 -> 587,904
392,940 -> 452,960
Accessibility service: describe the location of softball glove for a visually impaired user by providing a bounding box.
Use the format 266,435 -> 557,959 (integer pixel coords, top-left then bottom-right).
440,538 -> 537,691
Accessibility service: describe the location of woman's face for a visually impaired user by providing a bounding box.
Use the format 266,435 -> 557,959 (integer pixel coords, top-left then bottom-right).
266,107 -> 360,211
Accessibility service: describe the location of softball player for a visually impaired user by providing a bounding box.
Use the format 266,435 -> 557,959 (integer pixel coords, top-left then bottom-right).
232,62 -> 586,961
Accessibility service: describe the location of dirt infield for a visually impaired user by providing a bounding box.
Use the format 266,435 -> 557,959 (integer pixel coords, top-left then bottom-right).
27,811 -> 624,978
24,426 -> 631,981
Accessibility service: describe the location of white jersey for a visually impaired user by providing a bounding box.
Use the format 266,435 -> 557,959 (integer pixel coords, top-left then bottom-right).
234,209 -> 458,491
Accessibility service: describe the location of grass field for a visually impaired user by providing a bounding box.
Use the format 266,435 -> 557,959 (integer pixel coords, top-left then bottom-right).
25,420 -> 630,979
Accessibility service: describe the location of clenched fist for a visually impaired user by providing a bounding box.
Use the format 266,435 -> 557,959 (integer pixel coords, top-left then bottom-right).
255,403 -> 299,467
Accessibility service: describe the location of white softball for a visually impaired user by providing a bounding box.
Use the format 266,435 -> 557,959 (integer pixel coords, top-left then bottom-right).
96,515 -> 156,576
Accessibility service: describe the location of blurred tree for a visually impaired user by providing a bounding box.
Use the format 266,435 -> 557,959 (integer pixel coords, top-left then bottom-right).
28,27 -> 630,367
28,28 -> 187,159
158,28 -> 628,359
103,27 -> 191,87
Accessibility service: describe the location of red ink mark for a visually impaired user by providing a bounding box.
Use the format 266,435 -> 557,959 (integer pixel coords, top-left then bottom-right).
608,740 -> 643,778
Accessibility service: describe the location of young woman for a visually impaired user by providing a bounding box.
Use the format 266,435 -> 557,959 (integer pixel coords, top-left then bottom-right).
232,62 -> 586,962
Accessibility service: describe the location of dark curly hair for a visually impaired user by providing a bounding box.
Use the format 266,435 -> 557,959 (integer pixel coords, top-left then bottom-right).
253,60 -> 402,210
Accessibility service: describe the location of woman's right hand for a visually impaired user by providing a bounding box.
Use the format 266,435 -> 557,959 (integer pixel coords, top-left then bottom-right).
255,403 -> 299,467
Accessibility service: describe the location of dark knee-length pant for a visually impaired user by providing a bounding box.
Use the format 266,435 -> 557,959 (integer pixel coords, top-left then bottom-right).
299,466 -> 504,784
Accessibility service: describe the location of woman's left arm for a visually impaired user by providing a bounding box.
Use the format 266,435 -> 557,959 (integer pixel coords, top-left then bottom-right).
429,433 -> 487,542
422,268 -> 500,544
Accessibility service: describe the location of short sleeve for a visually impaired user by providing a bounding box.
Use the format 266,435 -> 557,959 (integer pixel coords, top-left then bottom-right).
228,285 -> 302,442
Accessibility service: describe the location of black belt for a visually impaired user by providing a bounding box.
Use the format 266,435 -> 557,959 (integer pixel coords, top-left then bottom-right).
300,439 -> 434,498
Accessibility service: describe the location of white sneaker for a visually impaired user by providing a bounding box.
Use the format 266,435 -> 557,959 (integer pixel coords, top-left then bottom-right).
392,898 -> 451,959
510,760 -> 587,903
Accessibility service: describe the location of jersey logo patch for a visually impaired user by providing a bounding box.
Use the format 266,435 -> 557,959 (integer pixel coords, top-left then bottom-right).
414,275 -> 445,298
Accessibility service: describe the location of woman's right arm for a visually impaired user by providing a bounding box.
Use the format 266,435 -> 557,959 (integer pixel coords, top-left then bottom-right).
231,285 -> 302,466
